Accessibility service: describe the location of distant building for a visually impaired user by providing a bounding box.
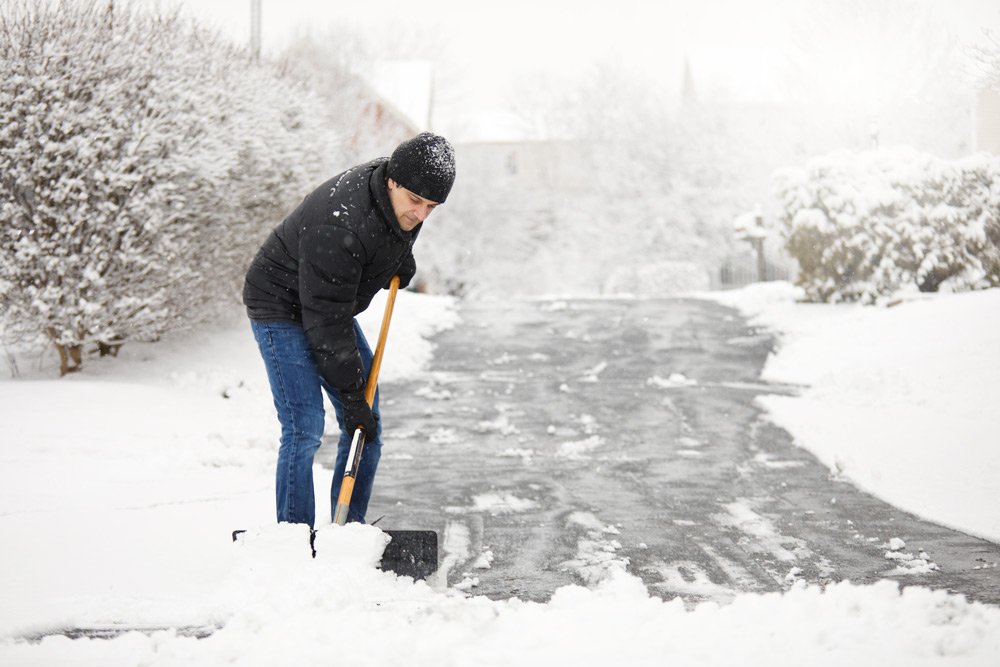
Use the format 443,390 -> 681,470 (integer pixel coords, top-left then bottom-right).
451,139 -> 590,196
974,87 -> 1000,154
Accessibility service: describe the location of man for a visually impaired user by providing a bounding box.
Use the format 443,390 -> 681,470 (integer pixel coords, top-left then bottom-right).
243,132 -> 456,528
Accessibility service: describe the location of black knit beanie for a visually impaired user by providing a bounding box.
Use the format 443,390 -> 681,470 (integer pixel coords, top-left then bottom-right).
387,132 -> 456,203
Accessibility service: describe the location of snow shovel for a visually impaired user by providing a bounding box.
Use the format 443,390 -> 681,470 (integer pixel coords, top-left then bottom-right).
333,275 -> 438,579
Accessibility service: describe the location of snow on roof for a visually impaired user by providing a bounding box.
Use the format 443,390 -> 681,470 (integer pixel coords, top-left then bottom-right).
367,60 -> 434,132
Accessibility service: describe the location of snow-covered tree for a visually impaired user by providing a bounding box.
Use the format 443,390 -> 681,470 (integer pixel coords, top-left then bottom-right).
970,31 -> 1000,92
774,148 -> 1000,303
0,0 -> 337,374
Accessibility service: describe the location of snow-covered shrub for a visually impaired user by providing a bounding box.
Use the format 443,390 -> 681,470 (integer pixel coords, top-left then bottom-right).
774,148 -> 1000,303
0,1 -> 337,374
892,157 -> 1000,292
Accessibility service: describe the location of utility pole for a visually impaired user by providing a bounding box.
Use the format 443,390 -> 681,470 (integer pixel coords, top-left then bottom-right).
250,0 -> 262,62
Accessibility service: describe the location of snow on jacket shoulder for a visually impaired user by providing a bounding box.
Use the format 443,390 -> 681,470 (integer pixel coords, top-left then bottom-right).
242,159 -> 419,392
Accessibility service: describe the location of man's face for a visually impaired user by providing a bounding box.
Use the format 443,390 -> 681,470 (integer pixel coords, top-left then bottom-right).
388,179 -> 439,232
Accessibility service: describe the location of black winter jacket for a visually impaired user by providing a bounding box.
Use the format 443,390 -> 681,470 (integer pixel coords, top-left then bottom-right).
242,159 -> 418,393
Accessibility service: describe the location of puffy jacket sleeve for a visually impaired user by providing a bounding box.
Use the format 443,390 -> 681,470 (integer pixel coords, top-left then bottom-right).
298,223 -> 368,392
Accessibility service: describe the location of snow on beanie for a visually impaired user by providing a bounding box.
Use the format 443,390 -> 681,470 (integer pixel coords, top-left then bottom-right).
387,132 -> 456,203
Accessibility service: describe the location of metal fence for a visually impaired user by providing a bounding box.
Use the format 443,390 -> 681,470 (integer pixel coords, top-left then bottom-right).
715,257 -> 793,290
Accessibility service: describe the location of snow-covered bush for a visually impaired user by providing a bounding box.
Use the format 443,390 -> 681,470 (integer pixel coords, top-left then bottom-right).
0,1 -> 338,374
774,148 -> 1000,303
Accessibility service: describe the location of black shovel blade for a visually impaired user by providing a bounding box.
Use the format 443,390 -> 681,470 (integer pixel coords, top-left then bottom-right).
380,530 -> 438,580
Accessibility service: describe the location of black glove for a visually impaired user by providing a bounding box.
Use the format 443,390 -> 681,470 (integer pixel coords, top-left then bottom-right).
393,253 -> 416,290
340,389 -> 378,436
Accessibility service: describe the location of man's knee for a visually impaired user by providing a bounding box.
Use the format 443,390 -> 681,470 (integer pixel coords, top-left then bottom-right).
280,409 -> 325,447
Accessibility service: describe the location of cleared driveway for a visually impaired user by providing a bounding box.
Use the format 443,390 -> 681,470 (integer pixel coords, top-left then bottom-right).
321,297 -> 1000,605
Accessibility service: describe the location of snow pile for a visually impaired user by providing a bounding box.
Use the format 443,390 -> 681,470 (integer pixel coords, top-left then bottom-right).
356,289 -> 460,383
708,283 -> 1000,542
883,538 -> 940,577
5,543 -> 1000,666
560,512 -> 629,586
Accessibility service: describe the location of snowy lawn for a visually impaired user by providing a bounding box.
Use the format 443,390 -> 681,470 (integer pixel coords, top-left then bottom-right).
1,288 -> 999,665
707,283 -> 1000,543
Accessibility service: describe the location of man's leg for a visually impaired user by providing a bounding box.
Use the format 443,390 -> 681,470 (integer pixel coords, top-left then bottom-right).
327,320 -> 383,524
251,320 -> 326,528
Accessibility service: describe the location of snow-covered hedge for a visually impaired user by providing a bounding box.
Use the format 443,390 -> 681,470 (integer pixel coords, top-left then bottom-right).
773,148 -> 1000,303
0,1 -> 338,374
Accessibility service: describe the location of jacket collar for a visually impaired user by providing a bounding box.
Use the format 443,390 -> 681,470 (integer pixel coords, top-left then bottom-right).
370,160 -> 420,241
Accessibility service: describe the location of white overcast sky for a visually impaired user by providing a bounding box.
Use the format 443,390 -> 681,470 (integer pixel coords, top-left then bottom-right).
164,0 -> 999,64
156,0 -> 1000,137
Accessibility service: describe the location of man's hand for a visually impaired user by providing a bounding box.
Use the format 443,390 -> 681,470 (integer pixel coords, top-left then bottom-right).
340,389 -> 378,435
394,254 -> 416,289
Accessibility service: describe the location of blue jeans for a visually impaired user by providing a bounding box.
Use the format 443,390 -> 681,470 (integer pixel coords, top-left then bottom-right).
250,319 -> 382,528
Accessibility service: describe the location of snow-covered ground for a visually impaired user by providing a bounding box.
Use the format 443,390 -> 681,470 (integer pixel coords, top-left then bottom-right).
707,283 -> 1000,543
1,287 -> 999,665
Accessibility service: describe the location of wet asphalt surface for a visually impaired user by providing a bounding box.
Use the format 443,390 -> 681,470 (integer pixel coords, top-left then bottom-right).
319,297 -> 1000,605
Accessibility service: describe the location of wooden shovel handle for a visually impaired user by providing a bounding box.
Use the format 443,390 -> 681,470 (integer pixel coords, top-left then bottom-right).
333,275 -> 401,526
364,275 -> 400,407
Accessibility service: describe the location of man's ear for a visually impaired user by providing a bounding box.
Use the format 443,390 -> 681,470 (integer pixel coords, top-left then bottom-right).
387,178 -> 397,190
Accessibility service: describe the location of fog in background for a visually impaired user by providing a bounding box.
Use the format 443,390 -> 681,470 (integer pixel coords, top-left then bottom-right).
160,0 -> 1000,296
